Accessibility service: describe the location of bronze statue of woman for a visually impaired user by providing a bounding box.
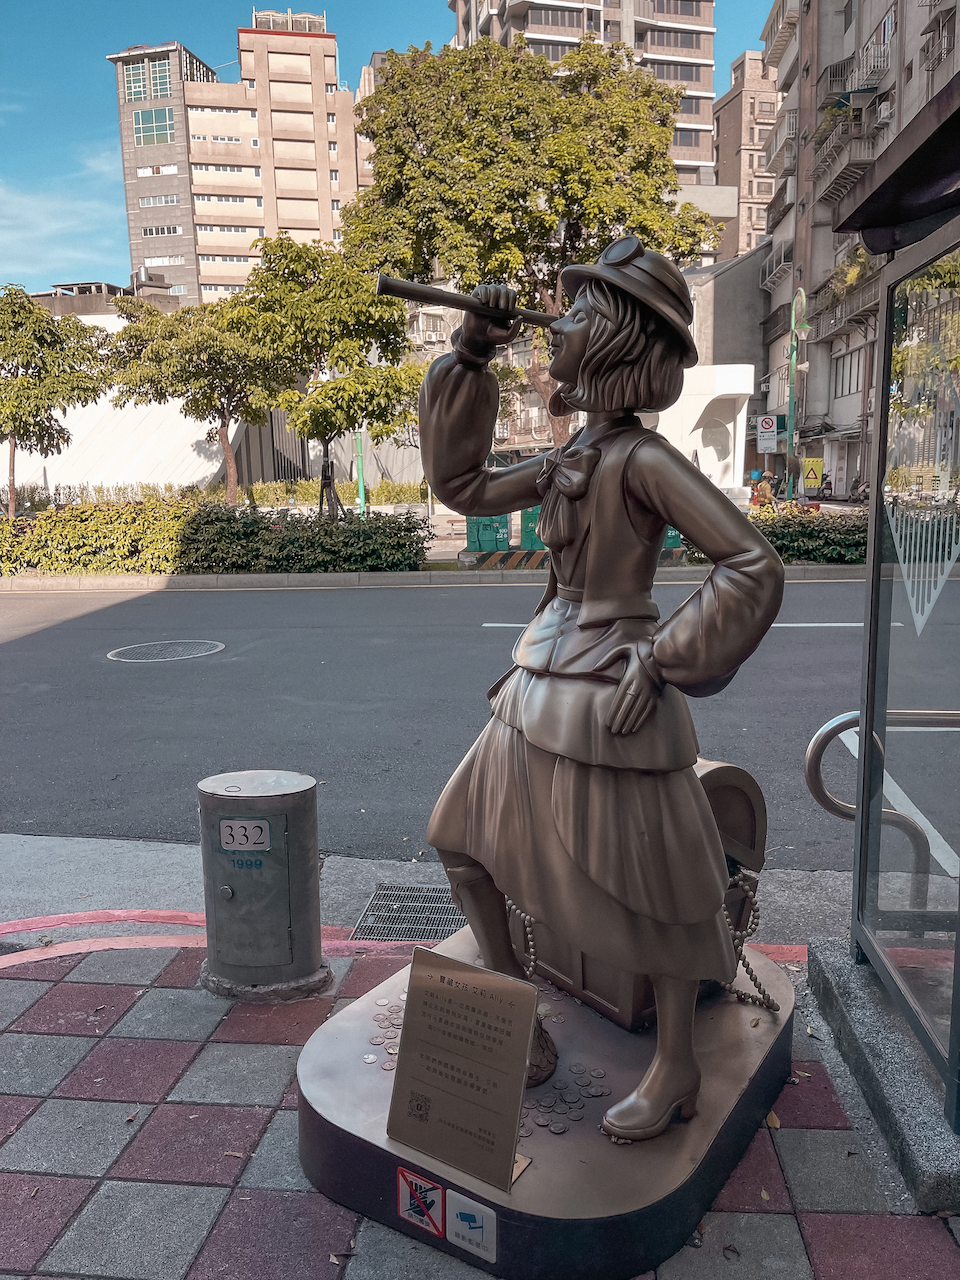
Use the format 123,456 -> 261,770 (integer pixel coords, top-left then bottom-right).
419,235 -> 784,1143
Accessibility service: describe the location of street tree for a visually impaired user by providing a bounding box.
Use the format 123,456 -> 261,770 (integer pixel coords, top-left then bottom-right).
343,35 -> 718,442
110,296 -> 298,506
233,234 -> 426,518
0,285 -> 107,519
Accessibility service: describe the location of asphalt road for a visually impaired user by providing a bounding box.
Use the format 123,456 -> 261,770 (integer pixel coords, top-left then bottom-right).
1,579 -> 900,872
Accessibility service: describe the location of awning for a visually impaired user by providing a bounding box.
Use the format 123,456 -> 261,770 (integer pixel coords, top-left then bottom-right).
835,70 -> 960,253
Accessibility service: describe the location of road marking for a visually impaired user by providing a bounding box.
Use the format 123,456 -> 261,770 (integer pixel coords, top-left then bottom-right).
482,622 -> 904,629
839,729 -> 960,877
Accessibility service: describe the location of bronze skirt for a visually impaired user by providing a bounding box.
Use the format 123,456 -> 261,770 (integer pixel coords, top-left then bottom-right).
428,677 -> 737,984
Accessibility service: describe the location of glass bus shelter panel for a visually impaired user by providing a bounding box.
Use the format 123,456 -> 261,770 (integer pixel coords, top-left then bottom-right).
868,247 -> 960,1058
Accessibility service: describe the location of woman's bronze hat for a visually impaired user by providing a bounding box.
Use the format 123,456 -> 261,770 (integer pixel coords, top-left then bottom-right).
560,235 -> 698,368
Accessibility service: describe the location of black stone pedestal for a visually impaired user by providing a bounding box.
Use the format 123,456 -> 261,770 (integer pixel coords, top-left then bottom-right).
298,930 -> 794,1280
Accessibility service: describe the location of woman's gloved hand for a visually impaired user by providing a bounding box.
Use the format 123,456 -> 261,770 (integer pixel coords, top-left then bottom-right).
593,639 -> 665,736
458,284 -> 523,361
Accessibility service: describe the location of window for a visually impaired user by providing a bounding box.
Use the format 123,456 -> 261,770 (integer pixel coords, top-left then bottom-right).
649,62 -> 701,81
169,284 -> 188,294
833,348 -> 864,398
214,164 -> 245,172
253,166 -> 261,176
209,107 -> 240,114
325,82 -> 337,93
249,109 -> 258,118
218,195 -> 246,202
247,79 -> 256,89
327,113 -> 336,124
211,136 -> 241,144
199,254 -> 218,261
756,181 -> 774,195
654,0 -> 701,11
529,41 -> 571,58
333,229 -> 343,241
648,29 -> 701,48
747,180 -> 753,195
216,225 -> 249,233
328,141 -> 337,152
678,97 -> 701,114
139,194 -> 179,207
329,169 -> 339,182
843,0 -> 855,32
604,20 -> 621,38
195,194 -> 212,202
331,199 -> 341,211
196,224 -> 214,232
757,127 -> 770,141
527,6 -> 583,26
150,57 -> 171,98
220,255 -> 251,262
905,60 -> 913,83
423,314 -> 444,332
144,255 -> 185,266
758,100 -> 776,116
134,108 -> 175,146
137,164 -> 178,176
142,225 -> 182,237
221,284 -> 243,292
192,164 -> 210,172
673,129 -> 699,147
202,284 -> 220,291
255,197 -> 263,207
191,135 -> 207,142
125,62 -> 148,102
251,138 -> 259,147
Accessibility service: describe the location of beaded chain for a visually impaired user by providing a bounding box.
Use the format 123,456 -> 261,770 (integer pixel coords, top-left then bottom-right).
504,898 -> 539,979
507,872 -> 779,1013
722,871 -> 780,1011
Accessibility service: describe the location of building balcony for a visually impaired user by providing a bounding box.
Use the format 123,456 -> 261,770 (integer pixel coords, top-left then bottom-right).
808,273 -> 881,342
478,1 -> 497,33
816,57 -> 855,109
761,0 -> 799,70
808,123 -> 877,204
761,301 -> 792,346
760,239 -> 794,291
765,176 -> 795,232
922,34 -> 955,72
763,108 -> 798,171
848,41 -> 891,90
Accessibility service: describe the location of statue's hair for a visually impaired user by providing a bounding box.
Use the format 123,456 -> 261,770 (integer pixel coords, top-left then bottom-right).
549,278 -> 685,416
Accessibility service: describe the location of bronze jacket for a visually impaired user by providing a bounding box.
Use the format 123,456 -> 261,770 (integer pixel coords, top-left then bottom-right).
420,353 -> 784,770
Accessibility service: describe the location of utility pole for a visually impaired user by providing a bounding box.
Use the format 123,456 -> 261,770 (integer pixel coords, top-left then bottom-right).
786,287 -> 810,500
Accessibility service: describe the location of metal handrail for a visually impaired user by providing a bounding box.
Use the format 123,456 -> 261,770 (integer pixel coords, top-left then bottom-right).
805,710 -> 960,924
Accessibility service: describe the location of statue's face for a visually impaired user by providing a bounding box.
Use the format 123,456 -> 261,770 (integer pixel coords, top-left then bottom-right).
547,297 -> 592,384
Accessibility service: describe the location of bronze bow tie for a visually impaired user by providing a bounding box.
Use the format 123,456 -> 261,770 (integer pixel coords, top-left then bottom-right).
536,444 -> 601,500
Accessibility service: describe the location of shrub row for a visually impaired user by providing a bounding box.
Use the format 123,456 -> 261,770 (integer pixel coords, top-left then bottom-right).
683,505 -> 868,565
0,500 -> 430,576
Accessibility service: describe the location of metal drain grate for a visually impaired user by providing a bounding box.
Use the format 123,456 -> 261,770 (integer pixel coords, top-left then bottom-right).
107,640 -> 225,662
350,883 -> 465,942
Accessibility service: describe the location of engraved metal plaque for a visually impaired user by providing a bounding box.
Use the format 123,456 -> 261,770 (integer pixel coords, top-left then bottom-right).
386,948 -> 538,1191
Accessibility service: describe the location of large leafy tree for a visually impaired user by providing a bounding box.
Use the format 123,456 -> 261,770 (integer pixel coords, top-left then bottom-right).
232,235 -> 425,518
343,35 -> 718,442
0,286 -> 107,519
110,296 -> 299,506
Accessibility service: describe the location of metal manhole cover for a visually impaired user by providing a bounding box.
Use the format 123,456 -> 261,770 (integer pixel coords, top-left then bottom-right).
107,640 -> 225,662
350,883 -> 465,942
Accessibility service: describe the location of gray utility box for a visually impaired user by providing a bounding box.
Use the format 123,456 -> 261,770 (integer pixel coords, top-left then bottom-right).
197,770 -> 330,1002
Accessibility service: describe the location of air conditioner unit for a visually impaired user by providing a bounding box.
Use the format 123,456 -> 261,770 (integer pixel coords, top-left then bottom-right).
876,101 -> 894,124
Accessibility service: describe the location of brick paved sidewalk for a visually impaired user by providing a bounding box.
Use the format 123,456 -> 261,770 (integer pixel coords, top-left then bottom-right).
2,944 -> 959,1280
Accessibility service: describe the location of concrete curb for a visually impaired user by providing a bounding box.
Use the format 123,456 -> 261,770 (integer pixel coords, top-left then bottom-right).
0,564 -> 866,591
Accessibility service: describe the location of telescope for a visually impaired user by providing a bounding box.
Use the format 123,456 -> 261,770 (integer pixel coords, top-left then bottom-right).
376,275 -> 555,329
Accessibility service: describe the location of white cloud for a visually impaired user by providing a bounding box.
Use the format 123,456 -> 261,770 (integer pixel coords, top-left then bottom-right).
79,147 -> 123,180
0,180 -> 130,292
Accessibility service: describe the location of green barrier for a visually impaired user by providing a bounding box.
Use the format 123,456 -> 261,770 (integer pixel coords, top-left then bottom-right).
466,513 -> 511,552
520,506 -> 547,551
663,525 -> 682,550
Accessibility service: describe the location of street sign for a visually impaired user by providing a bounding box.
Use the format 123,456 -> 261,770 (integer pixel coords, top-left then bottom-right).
757,415 -> 778,451
803,458 -> 823,489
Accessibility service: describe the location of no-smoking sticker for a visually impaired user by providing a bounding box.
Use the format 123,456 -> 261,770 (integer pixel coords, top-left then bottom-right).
397,1167 -> 444,1238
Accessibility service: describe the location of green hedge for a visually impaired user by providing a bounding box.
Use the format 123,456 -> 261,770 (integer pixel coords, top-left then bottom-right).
683,505 -> 868,565
0,500 -> 430,576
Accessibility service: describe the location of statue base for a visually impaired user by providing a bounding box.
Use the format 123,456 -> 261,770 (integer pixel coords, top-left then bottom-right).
298,929 -> 794,1280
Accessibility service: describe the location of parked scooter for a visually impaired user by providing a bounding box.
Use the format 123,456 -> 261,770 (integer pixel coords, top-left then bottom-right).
849,475 -> 870,504
816,472 -> 833,501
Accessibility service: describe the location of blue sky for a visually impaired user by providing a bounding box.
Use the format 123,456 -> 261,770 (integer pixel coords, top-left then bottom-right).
0,1 -> 771,294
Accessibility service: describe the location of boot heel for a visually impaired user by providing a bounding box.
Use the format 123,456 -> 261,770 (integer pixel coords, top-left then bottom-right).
677,1093 -> 698,1122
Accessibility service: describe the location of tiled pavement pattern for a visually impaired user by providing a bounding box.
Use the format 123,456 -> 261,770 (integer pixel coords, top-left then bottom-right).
1,948 -> 959,1280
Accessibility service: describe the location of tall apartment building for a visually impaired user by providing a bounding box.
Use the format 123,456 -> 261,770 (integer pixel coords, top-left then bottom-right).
451,0 -> 717,187
713,52 -> 779,259
107,10 -> 359,306
756,0 -> 958,496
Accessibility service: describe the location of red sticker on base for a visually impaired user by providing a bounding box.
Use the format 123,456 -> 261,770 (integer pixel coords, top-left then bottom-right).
397,1167 -> 445,1237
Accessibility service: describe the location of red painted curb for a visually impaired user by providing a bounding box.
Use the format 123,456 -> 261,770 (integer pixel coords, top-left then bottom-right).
0,909 -> 206,935
747,943 -> 808,963
0,935 -> 207,970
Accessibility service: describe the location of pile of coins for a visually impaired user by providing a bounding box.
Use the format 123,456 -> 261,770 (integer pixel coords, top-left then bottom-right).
362,992 -> 407,1071
518,1062 -> 612,1138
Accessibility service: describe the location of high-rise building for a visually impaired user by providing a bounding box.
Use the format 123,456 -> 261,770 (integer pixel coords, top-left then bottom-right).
452,0 -> 717,186
712,52 -> 779,259
107,10 -> 359,306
